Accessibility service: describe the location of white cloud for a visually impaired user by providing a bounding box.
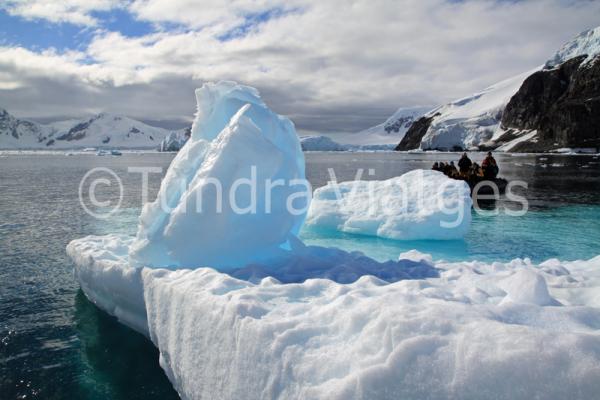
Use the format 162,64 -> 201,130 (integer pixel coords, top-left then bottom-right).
128,0 -> 303,33
1,0 -> 121,26
1,0 -> 600,133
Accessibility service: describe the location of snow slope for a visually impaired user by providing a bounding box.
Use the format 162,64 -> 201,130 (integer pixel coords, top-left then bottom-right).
336,107 -> 429,147
0,108 -> 52,149
545,26 -> 600,68
417,68 -> 538,151
0,109 -> 171,149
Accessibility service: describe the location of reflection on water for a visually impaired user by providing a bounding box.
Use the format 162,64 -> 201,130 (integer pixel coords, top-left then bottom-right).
74,291 -> 179,400
0,151 -> 598,399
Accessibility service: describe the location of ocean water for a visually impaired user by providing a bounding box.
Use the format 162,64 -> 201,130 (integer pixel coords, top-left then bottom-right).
1,151 -> 599,399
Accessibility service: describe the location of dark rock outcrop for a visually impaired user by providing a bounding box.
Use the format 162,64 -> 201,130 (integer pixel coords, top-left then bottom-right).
502,55 -> 600,151
395,113 -> 439,151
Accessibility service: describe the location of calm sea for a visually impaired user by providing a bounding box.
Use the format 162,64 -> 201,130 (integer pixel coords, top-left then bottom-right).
1,151 -> 599,399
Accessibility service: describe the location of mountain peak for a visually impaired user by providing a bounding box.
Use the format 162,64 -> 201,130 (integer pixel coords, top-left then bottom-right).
0,108 -> 170,149
545,26 -> 600,69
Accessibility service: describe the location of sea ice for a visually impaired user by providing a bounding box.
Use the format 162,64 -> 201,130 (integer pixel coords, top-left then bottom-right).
305,170 -> 472,240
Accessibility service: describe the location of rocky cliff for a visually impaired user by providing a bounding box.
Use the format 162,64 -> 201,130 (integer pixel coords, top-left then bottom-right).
395,113 -> 439,151
501,55 -> 600,152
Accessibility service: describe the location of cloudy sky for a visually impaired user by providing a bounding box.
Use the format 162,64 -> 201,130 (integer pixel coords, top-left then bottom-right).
0,0 -> 599,134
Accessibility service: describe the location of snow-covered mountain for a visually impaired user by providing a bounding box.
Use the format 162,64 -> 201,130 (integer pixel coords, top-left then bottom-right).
0,108 -> 50,148
335,106 -> 430,147
159,127 -> 191,152
0,109 -> 172,149
545,26 -> 600,68
397,26 -> 600,152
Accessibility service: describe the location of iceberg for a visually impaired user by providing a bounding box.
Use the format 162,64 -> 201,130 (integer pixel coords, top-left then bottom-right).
299,135 -> 347,151
129,82 -> 308,270
67,81 -> 600,400
306,170 -> 472,240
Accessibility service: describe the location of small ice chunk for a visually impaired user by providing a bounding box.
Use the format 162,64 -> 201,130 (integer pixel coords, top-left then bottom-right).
399,249 -> 434,264
306,170 -> 472,240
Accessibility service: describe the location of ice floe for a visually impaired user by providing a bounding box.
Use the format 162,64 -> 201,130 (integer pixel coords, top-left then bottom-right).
305,170 -> 472,240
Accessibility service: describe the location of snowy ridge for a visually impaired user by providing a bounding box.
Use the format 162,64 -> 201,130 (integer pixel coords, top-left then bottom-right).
418,68 -> 539,151
159,127 -> 190,152
300,135 -> 347,151
0,108 -> 51,148
0,109 -> 172,149
337,107 -> 429,146
545,26 -> 600,68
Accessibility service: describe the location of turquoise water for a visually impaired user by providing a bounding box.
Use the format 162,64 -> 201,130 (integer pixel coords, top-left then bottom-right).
0,151 -> 599,399
301,205 -> 600,263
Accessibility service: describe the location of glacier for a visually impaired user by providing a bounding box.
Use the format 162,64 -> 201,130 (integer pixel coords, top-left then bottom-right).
418,68 -> 538,151
545,26 -> 600,68
339,106 -> 430,147
305,170 -> 472,240
67,81 -> 600,400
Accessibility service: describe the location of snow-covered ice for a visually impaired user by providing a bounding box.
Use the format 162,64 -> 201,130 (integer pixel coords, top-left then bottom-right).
142,255 -> 600,400
306,170 -> 472,240
67,233 -> 600,400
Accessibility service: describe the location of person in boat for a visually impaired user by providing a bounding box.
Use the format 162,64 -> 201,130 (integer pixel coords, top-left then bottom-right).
482,152 -> 499,179
432,162 -> 440,171
438,162 -> 446,174
458,153 -> 472,178
470,162 -> 483,178
447,161 -> 459,178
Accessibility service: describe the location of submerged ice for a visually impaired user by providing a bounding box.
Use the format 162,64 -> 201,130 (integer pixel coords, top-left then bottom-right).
67,81 -> 600,400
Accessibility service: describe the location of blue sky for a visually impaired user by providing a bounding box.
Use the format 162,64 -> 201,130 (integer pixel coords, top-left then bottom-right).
0,8 -> 156,51
0,0 -> 598,133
